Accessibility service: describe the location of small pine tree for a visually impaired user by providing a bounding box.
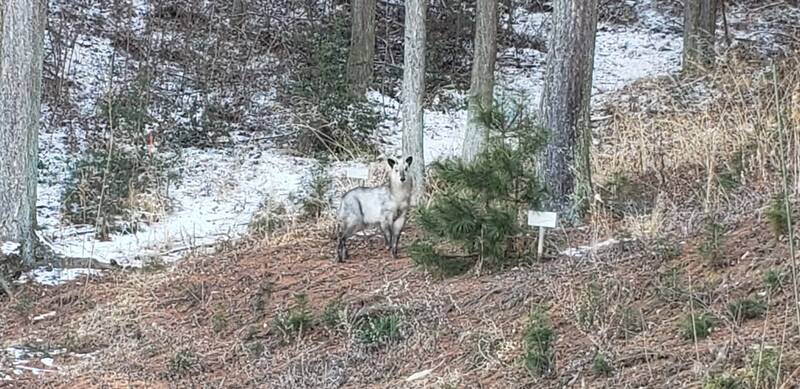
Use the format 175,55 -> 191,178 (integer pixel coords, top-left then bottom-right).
410,102 -> 547,276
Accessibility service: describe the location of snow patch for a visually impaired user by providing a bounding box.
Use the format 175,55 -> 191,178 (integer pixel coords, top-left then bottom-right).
1,242 -> 20,256
2,347 -> 60,378
561,238 -> 633,258
40,147 -> 312,266
21,267 -> 102,286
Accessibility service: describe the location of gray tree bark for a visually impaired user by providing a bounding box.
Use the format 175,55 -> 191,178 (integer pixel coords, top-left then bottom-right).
537,0 -> 598,222
346,0 -> 376,97
0,0 -> 46,274
682,0 -> 718,73
401,0 -> 427,204
461,0 -> 497,163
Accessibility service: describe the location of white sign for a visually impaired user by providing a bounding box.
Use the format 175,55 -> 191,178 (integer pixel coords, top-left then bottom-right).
345,166 -> 369,180
527,211 -> 558,228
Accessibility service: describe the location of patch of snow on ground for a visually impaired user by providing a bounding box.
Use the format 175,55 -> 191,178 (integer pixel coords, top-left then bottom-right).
19,267 -> 102,286
42,147 -> 312,266
561,238 -> 633,257
1,347 -> 60,378
1,242 -> 20,256
504,9 -> 682,109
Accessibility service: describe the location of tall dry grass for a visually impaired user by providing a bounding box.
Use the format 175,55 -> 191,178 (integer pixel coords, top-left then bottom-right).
594,52 -> 800,212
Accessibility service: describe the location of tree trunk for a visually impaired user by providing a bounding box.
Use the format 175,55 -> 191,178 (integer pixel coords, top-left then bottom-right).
0,0 -> 46,275
682,0 -> 718,73
461,0 -> 497,163
346,0 -> 376,97
537,0 -> 598,223
401,0 -> 427,204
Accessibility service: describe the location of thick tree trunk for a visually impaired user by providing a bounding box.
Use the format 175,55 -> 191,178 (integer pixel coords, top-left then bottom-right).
682,0 -> 718,73
461,0 -> 497,163
401,0 -> 427,204
537,0 -> 598,223
0,0 -> 46,274
346,0 -> 376,97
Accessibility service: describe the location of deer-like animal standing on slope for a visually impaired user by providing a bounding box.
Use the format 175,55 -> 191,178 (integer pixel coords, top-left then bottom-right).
335,157 -> 414,262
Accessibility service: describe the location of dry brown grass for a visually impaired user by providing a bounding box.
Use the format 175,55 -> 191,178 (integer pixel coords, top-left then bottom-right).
3,205 -> 800,388
595,52 -> 800,209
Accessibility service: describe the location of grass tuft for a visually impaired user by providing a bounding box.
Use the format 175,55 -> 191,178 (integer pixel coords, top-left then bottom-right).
726,297 -> 766,325
523,306 -> 555,377
681,311 -> 715,341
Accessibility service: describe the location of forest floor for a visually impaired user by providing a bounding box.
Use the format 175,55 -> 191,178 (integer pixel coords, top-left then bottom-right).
2,204 -> 800,388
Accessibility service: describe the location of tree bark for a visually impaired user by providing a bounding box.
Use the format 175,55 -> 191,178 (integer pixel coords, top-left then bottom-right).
537,0 -> 598,223
461,0 -> 497,163
0,0 -> 46,274
401,0 -> 427,204
682,0 -> 718,73
346,0 -> 377,97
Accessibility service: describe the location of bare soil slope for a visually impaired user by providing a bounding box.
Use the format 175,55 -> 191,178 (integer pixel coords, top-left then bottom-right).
2,212 -> 800,388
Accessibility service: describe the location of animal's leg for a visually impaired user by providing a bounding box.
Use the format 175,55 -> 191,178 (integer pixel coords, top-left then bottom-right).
335,226 -> 346,262
381,220 -> 392,249
337,223 -> 360,262
390,213 -> 407,259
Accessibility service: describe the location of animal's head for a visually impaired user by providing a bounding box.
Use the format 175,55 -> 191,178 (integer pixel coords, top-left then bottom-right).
387,156 -> 413,185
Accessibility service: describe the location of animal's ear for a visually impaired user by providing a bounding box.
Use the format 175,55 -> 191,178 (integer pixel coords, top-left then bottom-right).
387,158 -> 396,168
405,156 -> 413,166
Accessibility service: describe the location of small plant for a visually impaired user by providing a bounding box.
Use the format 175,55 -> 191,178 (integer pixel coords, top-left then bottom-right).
576,281 -> 606,331
618,305 -> 645,337
699,221 -> 728,267
322,297 -> 345,330
62,147 -> 176,238
657,267 -> 688,303
11,295 -> 34,317
273,294 -> 315,338
165,348 -> 204,379
249,281 -> 273,320
592,353 -> 613,376
248,197 -> 288,238
411,102 -> 547,276
766,194 -> 789,238
293,164 -> 332,222
763,268 -> 784,293
726,297 -> 766,325
681,311 -> 715,341
744,346 -> 781,388
523,306 -> 555,377
211,306 -> 228,334
703,372 -> 742,389
356,314 -> 402,346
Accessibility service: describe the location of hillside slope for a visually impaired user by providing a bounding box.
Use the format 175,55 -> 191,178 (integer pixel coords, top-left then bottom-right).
2,213 -> 800,387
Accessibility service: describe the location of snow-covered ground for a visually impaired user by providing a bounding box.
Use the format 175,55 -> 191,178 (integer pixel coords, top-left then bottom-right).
31,2 -> 688,281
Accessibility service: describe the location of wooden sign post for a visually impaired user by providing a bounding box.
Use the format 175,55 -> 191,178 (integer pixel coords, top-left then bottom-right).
527,211 -> 558,259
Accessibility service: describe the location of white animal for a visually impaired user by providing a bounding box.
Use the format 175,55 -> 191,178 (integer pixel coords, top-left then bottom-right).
335,156 -> 414,262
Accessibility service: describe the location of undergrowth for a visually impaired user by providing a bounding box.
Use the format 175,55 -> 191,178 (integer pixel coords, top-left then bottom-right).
411,102 -> 547,276
523,306 -> 555,377
273,294 -> 315,339
61,69 -> 178,238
